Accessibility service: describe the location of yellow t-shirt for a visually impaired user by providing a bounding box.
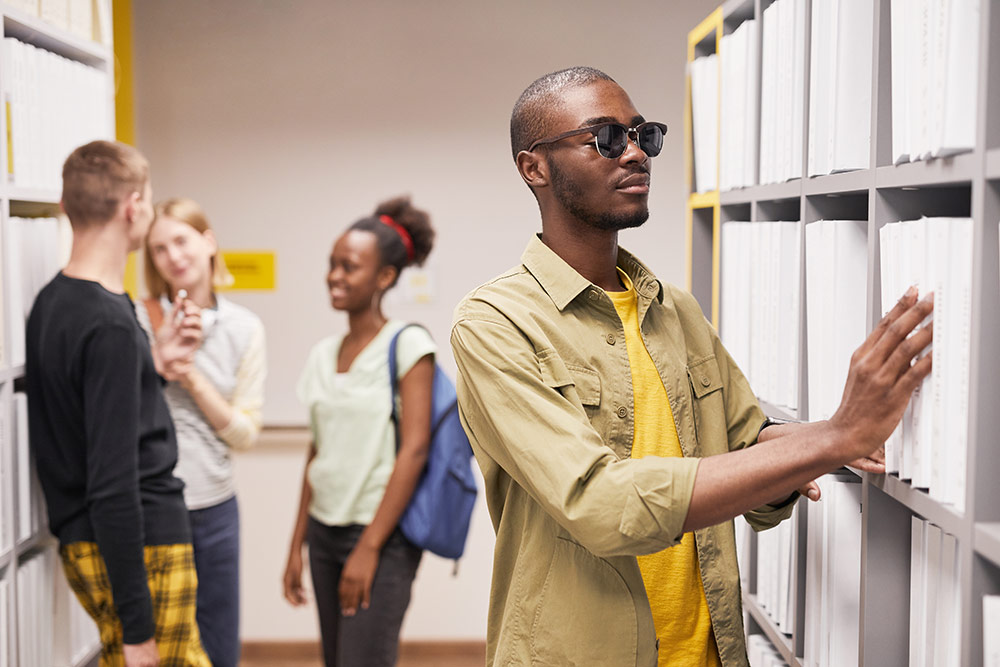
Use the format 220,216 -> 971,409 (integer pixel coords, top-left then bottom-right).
606,272 -> 722,667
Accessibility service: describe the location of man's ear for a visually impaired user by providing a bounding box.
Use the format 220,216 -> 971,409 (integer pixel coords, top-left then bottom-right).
123,190 -> 141,224
515,150 -> 550,190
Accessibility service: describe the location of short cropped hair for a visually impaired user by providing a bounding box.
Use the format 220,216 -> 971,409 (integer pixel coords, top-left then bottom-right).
144,197 -> 235,299
61,140 -> 149,228
510,66 -> 616,159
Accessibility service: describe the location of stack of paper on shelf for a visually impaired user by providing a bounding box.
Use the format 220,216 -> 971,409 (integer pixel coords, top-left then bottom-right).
719,19 -> 758,190
803,475 -> 862,667
808,0 -> 873,176
986,595 -> 1000,667
879,217 -> 972,511
53,563 -> 100,666
16,548 -> 55,667
0,575 -> 7,667
748,634 -> 790,667
735,515 -> 752,588
0,408 -> 9,556
890,0 -> 980,164
3,37 -> 112,192
14,393 -> 46,544
691,53 -> 719,193
910,518 -> 962,667
804,220 -> 868,421
721,221 -> 802,412
756,505 -> 797,634
2,216 -> 72,366
759,0 -> 806,185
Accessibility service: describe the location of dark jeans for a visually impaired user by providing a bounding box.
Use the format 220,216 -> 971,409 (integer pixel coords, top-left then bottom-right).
307,518 -> 422,667
189,495 -> 241,667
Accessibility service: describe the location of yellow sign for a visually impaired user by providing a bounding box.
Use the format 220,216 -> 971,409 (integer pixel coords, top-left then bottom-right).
220,251 -> 276,290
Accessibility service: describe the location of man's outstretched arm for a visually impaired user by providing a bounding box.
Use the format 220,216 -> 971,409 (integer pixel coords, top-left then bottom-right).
683,288 -> 932,532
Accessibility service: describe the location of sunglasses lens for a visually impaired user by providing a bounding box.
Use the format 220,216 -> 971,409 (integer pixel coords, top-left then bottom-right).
594,125 -> 628,158
638,124 -> 664,157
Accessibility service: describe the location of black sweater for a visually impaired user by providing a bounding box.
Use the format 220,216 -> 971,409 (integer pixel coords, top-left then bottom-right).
25,273 -> 190,644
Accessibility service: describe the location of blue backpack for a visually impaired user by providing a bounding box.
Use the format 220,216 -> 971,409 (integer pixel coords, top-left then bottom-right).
388,324 -> 477,560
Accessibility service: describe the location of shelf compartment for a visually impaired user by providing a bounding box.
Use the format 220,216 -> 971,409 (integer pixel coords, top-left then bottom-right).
743,592 -> 801,667
2,8 -> 110,67
804,190 -> 869,223
975,523 -> 1000,569
874,152 -> 978,189
865,472 -> 966,537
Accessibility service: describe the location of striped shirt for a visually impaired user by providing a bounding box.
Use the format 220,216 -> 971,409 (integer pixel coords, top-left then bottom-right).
136,294 -> 266,510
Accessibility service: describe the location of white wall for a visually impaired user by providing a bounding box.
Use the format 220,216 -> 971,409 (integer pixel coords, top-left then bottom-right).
131,0 -> 718,642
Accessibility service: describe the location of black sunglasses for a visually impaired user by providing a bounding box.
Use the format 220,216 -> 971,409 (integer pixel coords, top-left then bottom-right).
528,121 -> 668,159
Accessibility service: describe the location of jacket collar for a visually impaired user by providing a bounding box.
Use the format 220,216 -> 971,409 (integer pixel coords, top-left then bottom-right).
521,234 -> 665,312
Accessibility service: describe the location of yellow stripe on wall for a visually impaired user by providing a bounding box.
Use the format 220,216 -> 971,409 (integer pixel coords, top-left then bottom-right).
113,0 -> 135,145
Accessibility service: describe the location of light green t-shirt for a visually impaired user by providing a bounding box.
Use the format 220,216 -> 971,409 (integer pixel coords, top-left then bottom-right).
297,321 -> 436,526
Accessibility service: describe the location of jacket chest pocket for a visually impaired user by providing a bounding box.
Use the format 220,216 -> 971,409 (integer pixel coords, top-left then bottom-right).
687,355 -> 724,445
537,349 -> 602,412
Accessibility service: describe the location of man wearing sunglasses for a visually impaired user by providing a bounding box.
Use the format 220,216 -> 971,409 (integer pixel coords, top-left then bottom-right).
450,67 -> 932,667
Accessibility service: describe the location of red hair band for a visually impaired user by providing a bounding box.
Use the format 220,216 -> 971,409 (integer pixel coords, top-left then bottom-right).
379,214 -> 415,262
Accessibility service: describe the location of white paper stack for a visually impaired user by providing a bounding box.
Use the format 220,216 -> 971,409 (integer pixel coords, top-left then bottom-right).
985,595 -> 1000,667
879,218 -> 972,511
16,548 -> 55,667
735,514 -> 752,588
0,408 -> 9,557
0,575 -> 7,667
3,37 -> 112,192
759,0 -> 806,185
691,53 -> 719,193
721,221 -> 802,412
909,518 -> 961,667
803,475 -> 862,667
2,216 -> 72,366
891,0 -> 980,164
756,505 -> 797,634
808,0 -> 874,176
53,563 -> 100,666
748,634 -> 790,667
14,393 -> 46,544
719,19 -> 759,190
804,220 -> 868,422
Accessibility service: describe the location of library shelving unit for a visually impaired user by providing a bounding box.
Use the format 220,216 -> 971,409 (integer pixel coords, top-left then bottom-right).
0,3 -> 113,666
686,0 -> 1000,665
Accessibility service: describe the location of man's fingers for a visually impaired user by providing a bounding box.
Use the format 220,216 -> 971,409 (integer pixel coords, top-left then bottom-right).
869,293 -> 934,366
797,481 -> 821,502
882,322 -> 933,382
858,286 -> 918,358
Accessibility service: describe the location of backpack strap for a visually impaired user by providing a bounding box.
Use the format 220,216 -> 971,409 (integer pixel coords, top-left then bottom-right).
144,297 -> 165,333
388,323 -> 430,451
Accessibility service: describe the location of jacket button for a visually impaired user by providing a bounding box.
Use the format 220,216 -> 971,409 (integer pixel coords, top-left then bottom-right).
606,333 -> 616,345
701,375 -> 711,387
617,406 -> 628,419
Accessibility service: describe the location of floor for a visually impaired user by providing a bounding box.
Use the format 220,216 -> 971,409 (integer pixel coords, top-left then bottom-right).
239,642 -> 486,667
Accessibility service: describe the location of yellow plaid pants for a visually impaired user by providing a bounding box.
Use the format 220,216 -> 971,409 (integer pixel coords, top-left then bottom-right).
60,542 -> 211,667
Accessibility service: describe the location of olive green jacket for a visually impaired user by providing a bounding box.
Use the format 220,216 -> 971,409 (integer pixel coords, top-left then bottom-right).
450,236 -> 795,667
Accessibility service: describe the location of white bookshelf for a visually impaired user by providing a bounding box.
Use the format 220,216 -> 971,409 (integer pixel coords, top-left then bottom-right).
0,2 -> 113,666
688,0 -> 1000,665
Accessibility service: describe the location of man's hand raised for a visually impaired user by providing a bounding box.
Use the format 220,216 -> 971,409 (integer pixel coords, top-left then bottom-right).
830,286 -> 934,461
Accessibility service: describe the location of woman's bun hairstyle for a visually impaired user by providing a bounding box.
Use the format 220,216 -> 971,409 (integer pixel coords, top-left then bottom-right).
349,195 -> 435,287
